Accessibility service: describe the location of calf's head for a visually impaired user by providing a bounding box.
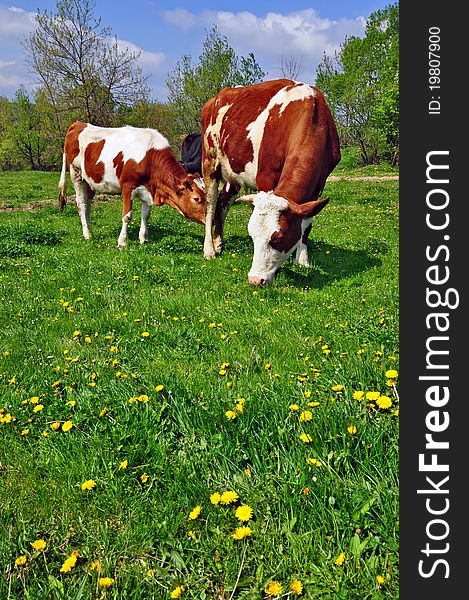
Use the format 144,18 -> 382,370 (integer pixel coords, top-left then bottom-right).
242,191 -> 330,286
169,174 -> 206,225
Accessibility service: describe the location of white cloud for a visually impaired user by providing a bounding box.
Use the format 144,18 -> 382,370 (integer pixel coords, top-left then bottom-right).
163,8 -> 198,32
163,8 -> 366,80
0,5 -> 37,41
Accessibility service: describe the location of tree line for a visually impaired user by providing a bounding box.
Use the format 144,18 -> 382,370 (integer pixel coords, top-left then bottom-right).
0,0 -> 398,171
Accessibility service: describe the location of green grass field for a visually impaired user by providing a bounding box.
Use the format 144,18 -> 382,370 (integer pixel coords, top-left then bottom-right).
0,166 -> 399,599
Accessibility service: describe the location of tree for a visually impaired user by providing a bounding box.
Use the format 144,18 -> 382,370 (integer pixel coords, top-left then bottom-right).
316,3 -> 399,165
280,51 -> 304,80
22,0 -> 149,130
165,26 -> 265,147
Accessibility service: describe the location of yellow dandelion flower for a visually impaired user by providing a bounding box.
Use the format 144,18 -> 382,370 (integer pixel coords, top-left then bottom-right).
50,422 -> 60,431
170,585 -> 184,598
140,473 -> 149,483
332,385 -> 344,392
15,555 -> 27,566
304,390 -> 312,398
98,577 -> 115,588
219,368 -> 227,375
289,404 -> 300,411
376,575 -> 385,585
225,410 -> 237,420
299,411 -> 313,422
226,381 -> 233,389
138,394 -> 149,403
235,400 -> 244,413
90,561 -> 101,572
33,404 -> 44,413
141,331 -> 150,337
264,363 -> 272,370
147,569 -> 155,577
353,391 -> 365,401
220,491 -> 239,505
232,526 -> 252,539
99,407 -> 108,416
119,460 -> 128,469
265,581 -> 283,596
65,400 -> 77,407
385,369 -> 398,379
235,504 -> 253,522
300,433 -> 312,443
347,425 -> 357,435
60,550 -> 79,573
31,539 -> 46,552
376,395 -> 393,409
42,431 -> 49,437
365,391 -> 380,401
62,421 -> 73,432
81,479 -> 96,491
302,487 -> 309,495
154,384 -> 164,392
306,458 -> 322,467
335,552 -> 346,566
290,580 -> 304,595
21,429 -> 30,436
110,346 -> 118,353
210,492 -> 221,505
73,330 -> 81,338
188,505 -> 202,520
29,396 -> 40,404
308,401 -> 320,408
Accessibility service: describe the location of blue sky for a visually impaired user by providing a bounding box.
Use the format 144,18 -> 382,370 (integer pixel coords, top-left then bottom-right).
0,0 -> 391,101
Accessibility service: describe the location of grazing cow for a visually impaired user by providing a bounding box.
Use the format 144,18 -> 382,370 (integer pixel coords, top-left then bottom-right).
180,132 -> 202,175
58,121 -> 206,248
201,78 -> 341,285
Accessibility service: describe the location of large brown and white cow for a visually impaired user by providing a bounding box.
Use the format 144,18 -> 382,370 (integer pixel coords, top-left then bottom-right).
201,79 -> 341,285
58,121 -> 206,248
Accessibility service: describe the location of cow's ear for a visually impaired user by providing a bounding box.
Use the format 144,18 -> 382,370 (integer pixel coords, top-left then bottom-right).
288,196 -> 330,218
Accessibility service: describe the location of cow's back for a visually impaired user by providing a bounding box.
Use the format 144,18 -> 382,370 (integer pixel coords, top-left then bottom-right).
201,79 -> 340,201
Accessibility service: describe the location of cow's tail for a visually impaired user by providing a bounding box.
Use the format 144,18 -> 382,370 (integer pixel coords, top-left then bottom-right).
58,151 -> 68,211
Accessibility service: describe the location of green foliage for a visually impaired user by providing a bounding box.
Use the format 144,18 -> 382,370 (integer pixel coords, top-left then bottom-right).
0,169 -> 398,598
316,3 -> 399,165
165,26 -> 265,146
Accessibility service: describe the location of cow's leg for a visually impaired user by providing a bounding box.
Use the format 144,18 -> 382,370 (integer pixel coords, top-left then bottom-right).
117,186 -> 133,249
203,177 -> 219,259
213,182 -> 239,254
70,165 -> 94,239
139,202 -> 152,244
295,222 -> 312,267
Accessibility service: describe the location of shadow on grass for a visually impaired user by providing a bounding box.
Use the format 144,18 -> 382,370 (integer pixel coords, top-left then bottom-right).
94,224 -> 382,289
279,240 -> 382,288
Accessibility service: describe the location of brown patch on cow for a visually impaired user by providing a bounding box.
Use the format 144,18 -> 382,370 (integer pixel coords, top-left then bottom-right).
113,151 -> 124,179
258,88 -> 341,204
84,139 -> 106,183
269,211 -> 302,253
64,121 -> 87,164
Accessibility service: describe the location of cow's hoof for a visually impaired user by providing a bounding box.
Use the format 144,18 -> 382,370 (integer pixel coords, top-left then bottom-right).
203,242 -> 216,259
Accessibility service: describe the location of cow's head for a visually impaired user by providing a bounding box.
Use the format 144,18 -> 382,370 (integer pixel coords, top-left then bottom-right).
241,191 -> 330,286
169,173 -> 206,225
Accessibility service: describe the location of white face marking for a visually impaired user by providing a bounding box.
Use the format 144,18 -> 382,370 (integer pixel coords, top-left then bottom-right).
76,125 -> 170,193
247,191 -> 314,282
247,192 -> 290,283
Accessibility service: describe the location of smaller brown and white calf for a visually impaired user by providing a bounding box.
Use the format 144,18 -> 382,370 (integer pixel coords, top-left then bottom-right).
58,121 -> 206,248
